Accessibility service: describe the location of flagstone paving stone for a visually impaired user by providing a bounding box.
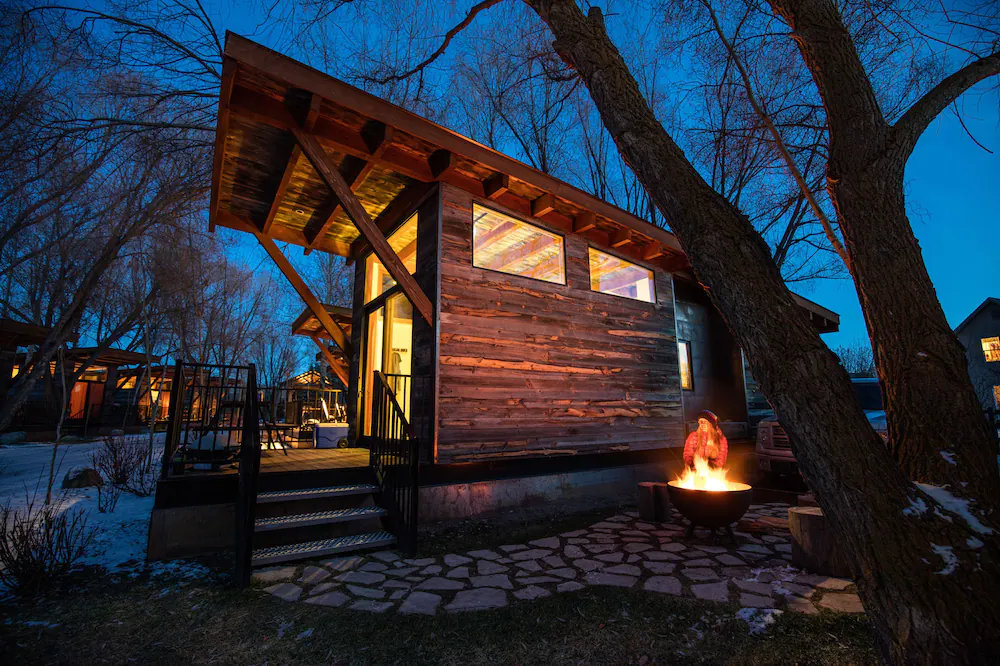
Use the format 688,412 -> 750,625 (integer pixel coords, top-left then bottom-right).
691,581 -> 730,602
253,565 -> 298,584
471,574 -> 513,589
817,593 -> 865,613
255,503 -> 864,618
644,576 -> 682,595
264,582 -> 303,601
448,588 -> 508,612
399,591 -> 441,615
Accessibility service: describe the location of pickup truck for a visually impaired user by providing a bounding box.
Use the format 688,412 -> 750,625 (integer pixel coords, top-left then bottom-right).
755,377 -> 887,480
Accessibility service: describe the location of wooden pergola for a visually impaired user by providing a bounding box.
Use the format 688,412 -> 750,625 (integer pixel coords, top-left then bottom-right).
290,304 -> 353,386
209,33 -> 690,390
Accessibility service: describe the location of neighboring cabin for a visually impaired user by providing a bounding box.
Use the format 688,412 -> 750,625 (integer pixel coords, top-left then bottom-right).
954,297 -> 1000,411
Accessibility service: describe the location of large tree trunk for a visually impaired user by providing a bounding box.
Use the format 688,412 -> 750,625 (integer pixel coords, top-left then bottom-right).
767,0 -> 999,509
523,1 -> 1000,662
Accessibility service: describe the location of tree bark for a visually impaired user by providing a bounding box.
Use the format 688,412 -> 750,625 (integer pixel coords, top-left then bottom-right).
523,1 -> 1000,662
768,0 -> 999,522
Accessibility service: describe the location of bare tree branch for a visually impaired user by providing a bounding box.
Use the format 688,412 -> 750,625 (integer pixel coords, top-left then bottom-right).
893,50 -> 1000,154
366,0 -> 507,84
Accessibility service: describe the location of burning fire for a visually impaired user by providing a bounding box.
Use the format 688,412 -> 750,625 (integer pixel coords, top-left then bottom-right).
675,455 -> 738,491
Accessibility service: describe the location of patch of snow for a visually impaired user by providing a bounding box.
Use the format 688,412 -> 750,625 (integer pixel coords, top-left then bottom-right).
916,483 -> 993,535
939,451 -> 956,465
967,537 -> 984,549
296,628 -> 314,641
737,607 -> 784,635
903,497 -> 927,516
930,544 -> 958,575
0,436 -> 169,575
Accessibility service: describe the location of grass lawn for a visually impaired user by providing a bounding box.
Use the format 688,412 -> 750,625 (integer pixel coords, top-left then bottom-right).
0,501 -> 876,664
1,575 -> 875,665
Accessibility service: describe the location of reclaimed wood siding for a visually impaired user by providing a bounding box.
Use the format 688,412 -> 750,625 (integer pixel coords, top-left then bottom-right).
436,184 -> 684,463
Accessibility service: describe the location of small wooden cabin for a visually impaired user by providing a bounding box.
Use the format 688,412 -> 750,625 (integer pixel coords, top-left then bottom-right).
206,34 -> 839,522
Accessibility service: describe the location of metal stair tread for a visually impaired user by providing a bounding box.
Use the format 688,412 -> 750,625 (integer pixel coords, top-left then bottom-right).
254,506 -> 385,532
252,531 -> 396,566
256,484 -> 377,504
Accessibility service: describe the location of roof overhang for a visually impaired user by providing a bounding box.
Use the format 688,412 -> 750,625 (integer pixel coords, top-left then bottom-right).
790,294 -> 840,334
64,348 -> 152,367
210,33 -> 689,271
292,304 -> 353,343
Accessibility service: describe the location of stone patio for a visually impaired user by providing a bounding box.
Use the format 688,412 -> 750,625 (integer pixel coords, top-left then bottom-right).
255,503 -> 864,616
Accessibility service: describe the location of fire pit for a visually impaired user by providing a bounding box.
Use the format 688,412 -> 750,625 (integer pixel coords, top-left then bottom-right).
667,458 -> 753,543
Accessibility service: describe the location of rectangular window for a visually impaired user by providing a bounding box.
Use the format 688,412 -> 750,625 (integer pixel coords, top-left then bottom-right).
364,212 -> 418,303
679,340 -> 693,390
982,337 -> 1000,362
472,204 -> 566,284
994,386 -> 1000,409
588,248 -> 655,303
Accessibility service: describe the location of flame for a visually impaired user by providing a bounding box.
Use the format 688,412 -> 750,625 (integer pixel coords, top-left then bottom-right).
675,455 -> 737,491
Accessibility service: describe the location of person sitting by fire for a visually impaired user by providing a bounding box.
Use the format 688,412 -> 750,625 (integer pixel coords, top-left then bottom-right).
684,410 -> 728,470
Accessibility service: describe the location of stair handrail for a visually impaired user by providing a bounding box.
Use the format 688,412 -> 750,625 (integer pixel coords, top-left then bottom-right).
234,364 -> 261,588
369,370 -> 419,555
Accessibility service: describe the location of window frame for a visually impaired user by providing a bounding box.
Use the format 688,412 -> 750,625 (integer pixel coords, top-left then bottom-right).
982,336 -> 1000,363
362,211 -> 420,305
586,245 -> 657,304
470,202 -> 568,286
678,340 -> 694,391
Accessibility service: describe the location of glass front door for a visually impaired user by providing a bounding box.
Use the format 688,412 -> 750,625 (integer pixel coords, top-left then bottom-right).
361,292 -> 413,435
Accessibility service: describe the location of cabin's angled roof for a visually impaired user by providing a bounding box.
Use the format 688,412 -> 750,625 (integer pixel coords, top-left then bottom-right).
210,33 -> 688,270
954,297 -> 1000,334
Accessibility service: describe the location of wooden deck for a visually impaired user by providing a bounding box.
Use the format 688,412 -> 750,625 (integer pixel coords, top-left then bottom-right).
258,447 -> 369,473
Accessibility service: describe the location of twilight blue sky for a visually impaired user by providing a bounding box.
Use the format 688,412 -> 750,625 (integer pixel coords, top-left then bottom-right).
805,88 -> 999,347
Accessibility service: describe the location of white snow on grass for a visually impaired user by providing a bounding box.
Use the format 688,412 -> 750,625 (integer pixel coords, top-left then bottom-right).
939,451 -> 956,465
736,607 -> 783,635
967,537 -> 984,549
902,497 -> 927,516
0,435 -> 167,575
930,544 -> 958,575
916,482 -> 993,535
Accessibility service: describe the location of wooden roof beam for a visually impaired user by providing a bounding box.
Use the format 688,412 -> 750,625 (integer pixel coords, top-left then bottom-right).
611,228 -> 633,248
483,173 -> 509,199
348,180 -> 435,261
217,209 -> 352,255
294,128 -> 434,326
255,230 -> 353,358
262,146 -> 301,235
429,149 -> 457,180
531,193 -> 555,218
311,334 -> 350,387
209,59 -> 237,233
573,211 -> 596,233
303,122 -> 394,255
642,242 -> 664,261
229,86 -> 433,182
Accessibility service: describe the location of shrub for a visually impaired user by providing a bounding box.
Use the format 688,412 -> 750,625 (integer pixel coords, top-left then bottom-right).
90,434 -> 147,489
96,482 -> 122,513
0,500 -> 95,596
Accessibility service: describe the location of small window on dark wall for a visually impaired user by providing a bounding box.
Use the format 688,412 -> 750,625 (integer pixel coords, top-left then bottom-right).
678,340 -> 693,390
982,337 -> 1000,362
472,204 -> 566,285
588,248 -> 655,303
